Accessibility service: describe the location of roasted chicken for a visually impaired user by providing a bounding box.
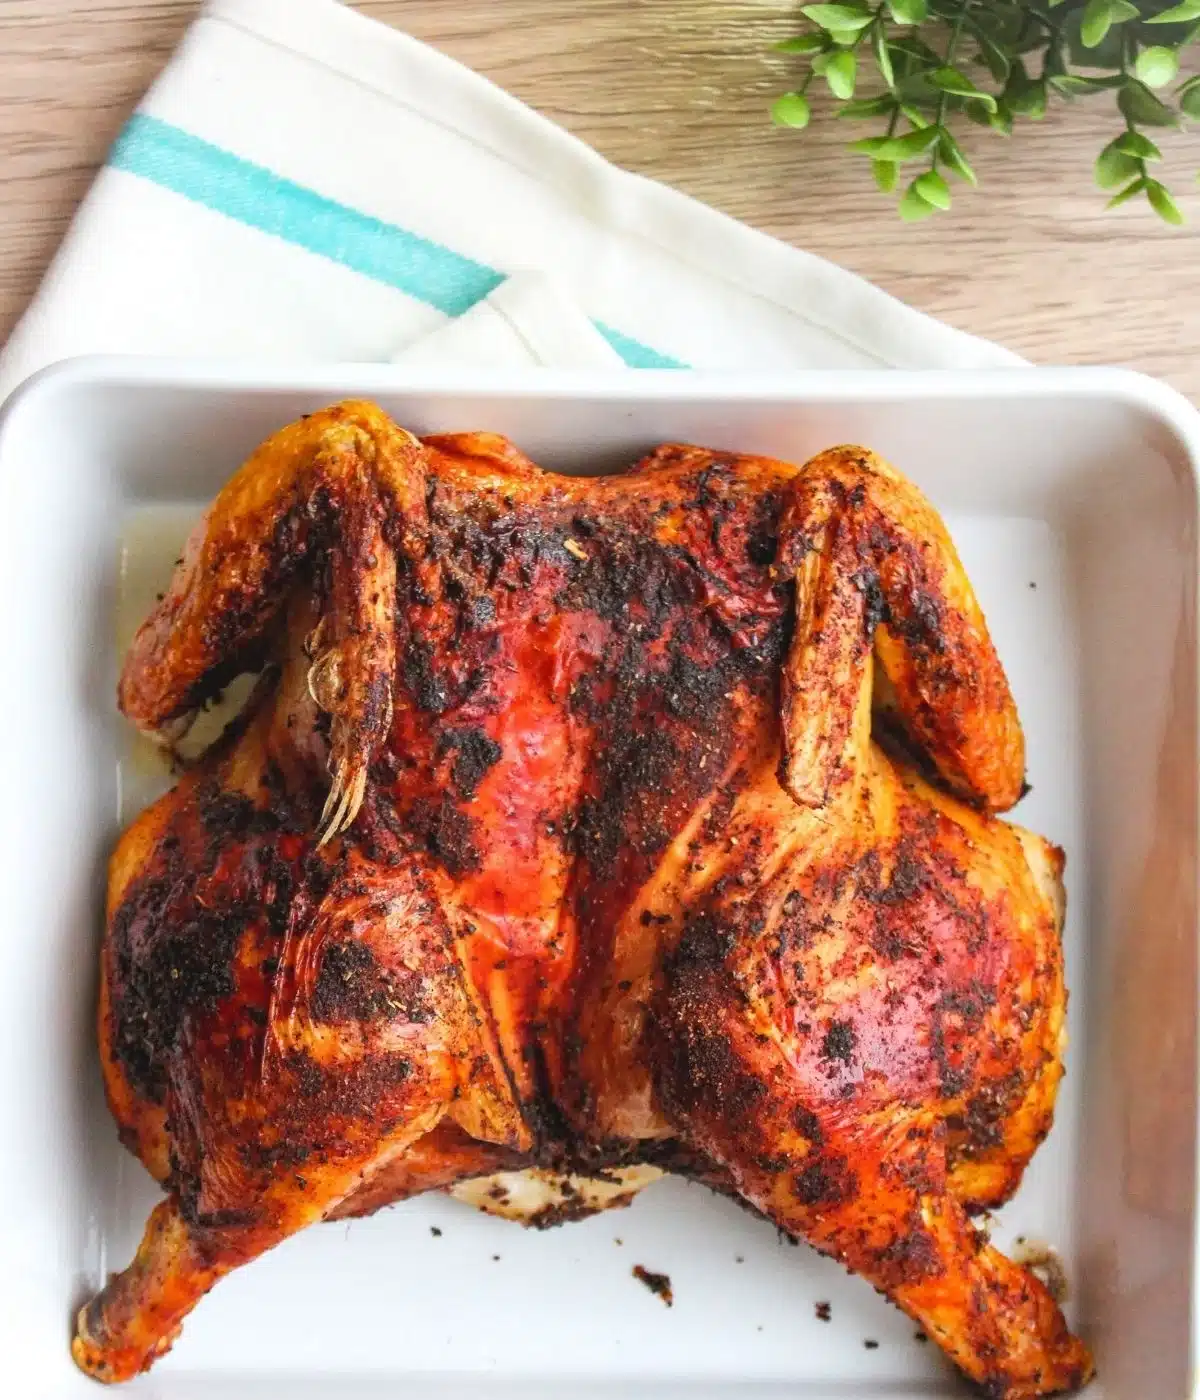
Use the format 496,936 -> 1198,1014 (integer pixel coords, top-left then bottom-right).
75,403 -> 1092,1395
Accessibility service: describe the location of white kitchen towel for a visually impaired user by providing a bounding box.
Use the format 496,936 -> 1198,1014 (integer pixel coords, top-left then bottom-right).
0,0 -> 1022,402
390,272 -> 626,372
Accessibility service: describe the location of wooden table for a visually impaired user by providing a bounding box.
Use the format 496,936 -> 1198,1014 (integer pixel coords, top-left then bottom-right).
3,0 -> 1200,397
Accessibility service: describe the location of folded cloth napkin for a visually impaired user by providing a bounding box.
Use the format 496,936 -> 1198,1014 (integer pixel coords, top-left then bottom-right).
0,0 -> 1022,402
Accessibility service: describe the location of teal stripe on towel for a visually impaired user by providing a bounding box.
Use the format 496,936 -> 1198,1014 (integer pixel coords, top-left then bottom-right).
109,114 -> 687,368
592,321 -> 685,370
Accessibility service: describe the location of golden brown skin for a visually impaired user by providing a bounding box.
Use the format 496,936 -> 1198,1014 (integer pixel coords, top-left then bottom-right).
76,403 -> 1092,1396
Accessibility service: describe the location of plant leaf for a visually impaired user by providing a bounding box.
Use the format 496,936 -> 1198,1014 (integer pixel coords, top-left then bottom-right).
849,135 -> 895,154
1001,56 -> 1029,99
914,169 -> 952,209
927,65 -> 998,110
966,100 -> 1013,133
1095,139 -> 1141,188
974,30 -> 1012,84
990,106 -> 1015,134
1119,80 -> 1180,127
1107,176 -> 1147,208
873,125 -> 943,160
1181,81 -> 1200,120
887,0 -> 928,22
873,159 -> 898,192
774,35 -> 827,53
1146,0 -> 1200,23
1078,0 -> 1139,49
1080,0 -> 1115,48
1065,7 -> 1127,68
1049,73 -> 1125,95
888,34 -> 941,64
898,178 -> 937,220
873,26 -> 896,89
772,92 -> 812,128
1146,179 -> 1185,224
1136,47 -> 1181,89
825,49 -> 858,99
938,130 -> 977,185
1114,129 -> 1163,160
836,95 -> 896,118
1044,41 -> 1068,79
800,3 -> 873,32
1008,79 -> 1048,119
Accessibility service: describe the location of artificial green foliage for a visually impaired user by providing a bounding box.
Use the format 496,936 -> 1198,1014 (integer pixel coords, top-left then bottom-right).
771,0 -> 1200,222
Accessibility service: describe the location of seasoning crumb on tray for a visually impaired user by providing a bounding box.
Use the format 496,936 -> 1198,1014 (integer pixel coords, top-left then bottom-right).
815,1301 -> 832,1322
633,1265 -> 674,1306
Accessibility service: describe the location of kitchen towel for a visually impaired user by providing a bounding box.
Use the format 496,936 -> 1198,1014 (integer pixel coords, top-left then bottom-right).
0,0 -> 1022,402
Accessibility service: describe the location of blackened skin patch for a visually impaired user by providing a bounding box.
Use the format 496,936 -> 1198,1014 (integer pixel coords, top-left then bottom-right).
407,796 -> 481,877
436,727 -> 502,800
112,897 -> 242,1102
313,941 -> 383,1021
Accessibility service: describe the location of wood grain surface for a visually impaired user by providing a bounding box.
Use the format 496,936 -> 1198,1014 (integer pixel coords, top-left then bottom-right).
2,0 -> 1199,395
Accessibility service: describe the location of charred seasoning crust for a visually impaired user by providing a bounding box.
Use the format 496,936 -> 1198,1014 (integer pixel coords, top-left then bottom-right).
436,727 -> 502,800
406,795 -> 482,877
109,787 -> 307,1103
524,1184 -> 640,1231
111,884 -> 243,1102
311,940 -> 433,1024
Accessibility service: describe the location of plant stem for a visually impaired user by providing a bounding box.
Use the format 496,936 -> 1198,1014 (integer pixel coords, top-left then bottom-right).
931,1 -> 971,170
1023,4 -> 1064,40
1117,28 -> 1147,193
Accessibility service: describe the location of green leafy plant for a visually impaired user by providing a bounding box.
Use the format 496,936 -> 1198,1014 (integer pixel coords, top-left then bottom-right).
770,0 -> 1200,222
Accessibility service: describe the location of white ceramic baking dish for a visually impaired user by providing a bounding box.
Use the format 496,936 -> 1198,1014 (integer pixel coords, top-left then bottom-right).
0,358 -> 1196,1400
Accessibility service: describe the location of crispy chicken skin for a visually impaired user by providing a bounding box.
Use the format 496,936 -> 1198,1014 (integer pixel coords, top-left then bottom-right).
76,403 -> 1092,1395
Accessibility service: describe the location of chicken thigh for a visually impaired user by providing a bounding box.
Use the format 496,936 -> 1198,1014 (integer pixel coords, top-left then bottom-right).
75,403 -> 1091,1396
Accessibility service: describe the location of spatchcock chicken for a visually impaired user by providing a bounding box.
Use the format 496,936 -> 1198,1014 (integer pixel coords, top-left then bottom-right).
75,403 -> 1093,1396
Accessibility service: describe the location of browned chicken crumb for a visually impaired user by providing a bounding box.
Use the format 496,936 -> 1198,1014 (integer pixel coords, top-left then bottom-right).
633,1266 -> 674,1307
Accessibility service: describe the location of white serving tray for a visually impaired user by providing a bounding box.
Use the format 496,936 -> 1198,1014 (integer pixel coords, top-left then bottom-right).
0,359 -> 1196,1400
